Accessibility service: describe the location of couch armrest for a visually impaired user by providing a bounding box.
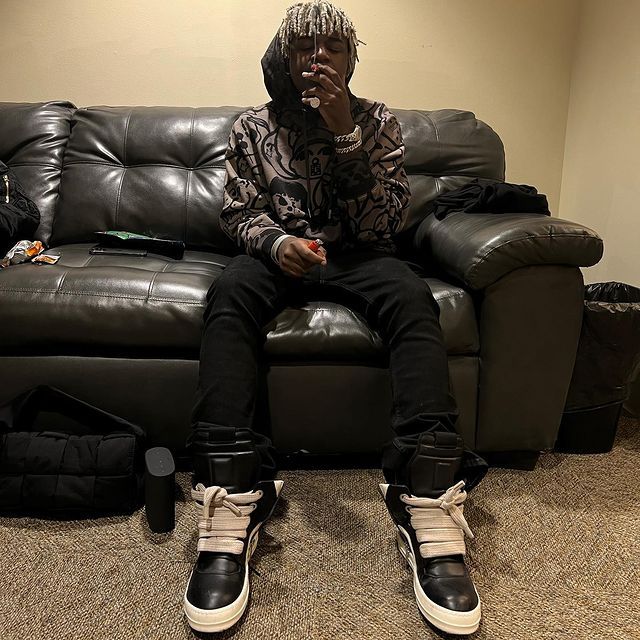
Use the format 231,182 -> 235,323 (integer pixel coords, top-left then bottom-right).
413,212 -> 603,290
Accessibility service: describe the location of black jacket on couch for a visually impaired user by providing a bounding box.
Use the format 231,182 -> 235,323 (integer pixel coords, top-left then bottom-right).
0,101 -> 603,463
0,159 -> 41,256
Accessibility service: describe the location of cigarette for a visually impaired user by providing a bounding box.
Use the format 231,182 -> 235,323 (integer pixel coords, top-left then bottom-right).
313,29 -> 317,68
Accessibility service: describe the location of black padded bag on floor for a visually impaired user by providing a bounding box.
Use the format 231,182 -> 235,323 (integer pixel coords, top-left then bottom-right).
0,386 -> 146,517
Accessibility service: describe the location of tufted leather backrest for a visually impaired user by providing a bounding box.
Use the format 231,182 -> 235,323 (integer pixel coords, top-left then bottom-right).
0,101 -> 76,246
394,109 -> 505,231
51,106 -> 243,253
50,105 -> 505,252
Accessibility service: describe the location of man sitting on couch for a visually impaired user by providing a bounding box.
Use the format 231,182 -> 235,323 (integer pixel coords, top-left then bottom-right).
183,1 -> 488,635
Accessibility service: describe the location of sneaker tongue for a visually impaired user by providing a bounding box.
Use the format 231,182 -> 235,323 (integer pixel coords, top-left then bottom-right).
408,432 -> 463,497
197,552 -> 242,573
427,556 -> 468,577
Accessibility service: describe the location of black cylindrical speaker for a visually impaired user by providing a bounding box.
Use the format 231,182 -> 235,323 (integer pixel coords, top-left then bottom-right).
145,447 -> 176,533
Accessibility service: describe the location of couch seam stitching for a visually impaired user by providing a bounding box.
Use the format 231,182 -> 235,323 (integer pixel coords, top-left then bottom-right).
0,288 -> 203,304
0,287 -> 464,304
5,161 -> 64,169
122,109 -> 132,167
146,271 -> 160,303
184,109 -> 195,246
114,110 -> 133,228
56,270 -> 68,293
113,169 -> 126,229
424,112 -> 441,189
61,161 -> 223,170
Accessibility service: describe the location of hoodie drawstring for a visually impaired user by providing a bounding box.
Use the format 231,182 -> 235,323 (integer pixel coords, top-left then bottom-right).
302,108 -> 313,219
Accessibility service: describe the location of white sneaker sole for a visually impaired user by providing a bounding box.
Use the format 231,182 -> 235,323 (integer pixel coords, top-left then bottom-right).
183,522 -> 262,633
396,527 -> 481,636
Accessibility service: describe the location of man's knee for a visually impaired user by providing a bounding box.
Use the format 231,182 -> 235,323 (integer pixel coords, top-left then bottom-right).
207,255 -> 274,303
385,271 -> 440,317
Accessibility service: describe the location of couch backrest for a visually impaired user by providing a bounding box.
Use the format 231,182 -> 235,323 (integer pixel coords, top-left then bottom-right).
46,105 -> 505,252
394,108 -> 505,231
51,106 -> 242,253
0,101 -> 76,246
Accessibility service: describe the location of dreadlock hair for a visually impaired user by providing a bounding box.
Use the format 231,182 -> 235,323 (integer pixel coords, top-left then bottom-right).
277,0 -> 362,77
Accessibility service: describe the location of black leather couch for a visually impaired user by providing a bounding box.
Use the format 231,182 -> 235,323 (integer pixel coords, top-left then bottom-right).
0,101 -> 603,465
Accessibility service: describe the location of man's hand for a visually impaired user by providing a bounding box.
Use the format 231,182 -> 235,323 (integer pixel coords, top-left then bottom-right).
277,237 -> 327,277
301,63 -> 354,136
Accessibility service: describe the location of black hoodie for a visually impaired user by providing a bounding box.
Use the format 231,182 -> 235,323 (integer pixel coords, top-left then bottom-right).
220,34 -> 411,263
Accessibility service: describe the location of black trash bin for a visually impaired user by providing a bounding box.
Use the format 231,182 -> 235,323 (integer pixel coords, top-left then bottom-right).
556,282 -> 640,453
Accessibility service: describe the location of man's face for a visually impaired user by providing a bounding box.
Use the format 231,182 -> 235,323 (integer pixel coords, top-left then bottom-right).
288,32 -> 350,94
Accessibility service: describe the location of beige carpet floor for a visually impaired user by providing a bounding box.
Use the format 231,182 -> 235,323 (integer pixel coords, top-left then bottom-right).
1,417 -> 638,640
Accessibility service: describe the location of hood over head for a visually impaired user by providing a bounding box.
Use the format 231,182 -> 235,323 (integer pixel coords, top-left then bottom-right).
261,34 -> 304,115
261,1 -> 361,127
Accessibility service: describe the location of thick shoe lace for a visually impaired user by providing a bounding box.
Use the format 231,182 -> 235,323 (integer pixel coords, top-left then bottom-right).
401,480 -> 474,559
191,484 -> 263,555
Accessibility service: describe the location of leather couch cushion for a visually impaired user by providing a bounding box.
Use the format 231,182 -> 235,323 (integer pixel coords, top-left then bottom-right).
0,244 -> 230,352
0,246 -> 478,358
264,277 -> 479,362
0,101 -> 76,246
50,106 -> 243,254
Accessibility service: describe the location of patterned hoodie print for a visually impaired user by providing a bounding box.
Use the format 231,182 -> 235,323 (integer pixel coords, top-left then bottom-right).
220,32 -> 411,262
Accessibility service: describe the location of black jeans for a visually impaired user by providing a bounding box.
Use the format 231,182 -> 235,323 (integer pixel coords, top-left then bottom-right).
189,251 -> 487,491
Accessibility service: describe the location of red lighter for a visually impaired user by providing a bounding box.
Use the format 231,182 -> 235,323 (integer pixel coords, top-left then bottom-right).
308,238 -> 324,253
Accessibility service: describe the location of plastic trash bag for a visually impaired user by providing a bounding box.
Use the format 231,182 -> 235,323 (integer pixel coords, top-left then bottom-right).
565,282 -> 640,410
556,282 -> 640,453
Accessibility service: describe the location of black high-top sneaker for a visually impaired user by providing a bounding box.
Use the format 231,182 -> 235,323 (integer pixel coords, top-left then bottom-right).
379,431 -> 481,635
183,480 -> 283,633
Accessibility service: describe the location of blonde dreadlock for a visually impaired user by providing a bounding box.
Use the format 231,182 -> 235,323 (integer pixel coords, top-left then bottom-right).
277,0 -> 363,77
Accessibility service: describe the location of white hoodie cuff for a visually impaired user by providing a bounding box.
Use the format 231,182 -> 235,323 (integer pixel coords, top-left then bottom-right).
271,234 -> 294,264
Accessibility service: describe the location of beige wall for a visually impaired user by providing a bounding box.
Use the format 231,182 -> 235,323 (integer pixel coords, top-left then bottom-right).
0,0 -> 582,215
558,0 -> 640,287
